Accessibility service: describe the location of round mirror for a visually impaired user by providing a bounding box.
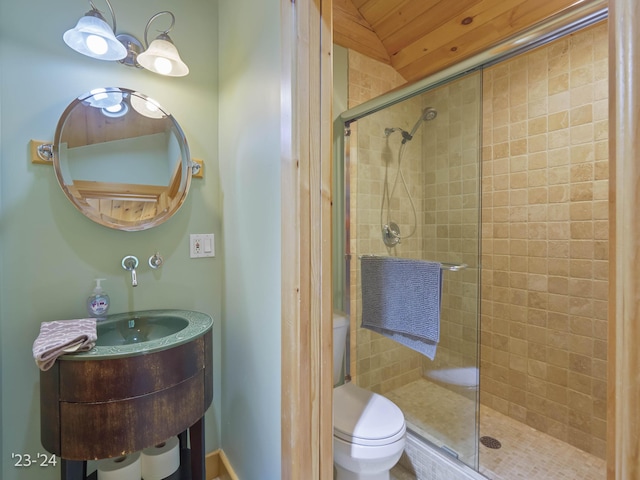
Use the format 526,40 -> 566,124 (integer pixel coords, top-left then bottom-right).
53,87 -> 192,231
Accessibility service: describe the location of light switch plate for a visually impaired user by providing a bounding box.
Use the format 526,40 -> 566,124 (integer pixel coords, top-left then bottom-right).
190,234 -> 215,258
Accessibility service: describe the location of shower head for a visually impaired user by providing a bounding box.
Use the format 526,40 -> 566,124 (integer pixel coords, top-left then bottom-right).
422,107 -> 438,122
406,106 -> 438,141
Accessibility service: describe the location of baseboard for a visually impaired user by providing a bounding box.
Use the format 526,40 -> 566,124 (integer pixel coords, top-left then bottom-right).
206,449 -> 239,480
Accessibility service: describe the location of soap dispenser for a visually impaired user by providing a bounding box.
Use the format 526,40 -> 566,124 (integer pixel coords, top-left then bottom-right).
87,278 -> 110,320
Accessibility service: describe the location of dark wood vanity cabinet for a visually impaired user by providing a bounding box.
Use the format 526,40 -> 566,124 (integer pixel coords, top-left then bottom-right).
39,331 -> 213,480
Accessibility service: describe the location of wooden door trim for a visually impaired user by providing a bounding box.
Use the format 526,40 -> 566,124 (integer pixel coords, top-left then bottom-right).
281,0 -> 334,478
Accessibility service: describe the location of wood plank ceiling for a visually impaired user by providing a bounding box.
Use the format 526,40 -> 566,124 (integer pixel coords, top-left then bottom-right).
333,0 -> 586,84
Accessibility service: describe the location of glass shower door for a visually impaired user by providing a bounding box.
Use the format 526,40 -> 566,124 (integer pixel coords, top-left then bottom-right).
349,70 -> 482,469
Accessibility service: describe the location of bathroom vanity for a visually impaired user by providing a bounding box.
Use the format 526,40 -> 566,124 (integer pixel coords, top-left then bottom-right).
39,310 -> 213,480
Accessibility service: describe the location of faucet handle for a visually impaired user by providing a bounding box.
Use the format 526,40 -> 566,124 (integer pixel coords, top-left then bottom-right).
121,255 -> 139,287
148,252 -> 164,269
122,255 -> 139,269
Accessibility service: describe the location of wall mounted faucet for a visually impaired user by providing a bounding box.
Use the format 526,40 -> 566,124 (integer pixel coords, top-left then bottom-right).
121,255 -> 139,286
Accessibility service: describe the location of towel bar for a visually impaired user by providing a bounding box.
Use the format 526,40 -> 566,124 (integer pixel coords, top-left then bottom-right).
358,255 -> 467,272
441,262 -> 467,272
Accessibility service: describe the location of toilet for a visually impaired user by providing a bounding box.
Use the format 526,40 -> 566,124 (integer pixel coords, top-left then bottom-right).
333,312 -> 406,480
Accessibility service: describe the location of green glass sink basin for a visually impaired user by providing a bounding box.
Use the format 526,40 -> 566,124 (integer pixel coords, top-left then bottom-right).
95,314 -> 189,346
61,309 -> 213,360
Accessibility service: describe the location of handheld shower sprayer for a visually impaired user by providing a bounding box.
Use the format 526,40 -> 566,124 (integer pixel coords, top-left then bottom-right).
381,106 -> 438,247
403,107 -> 438,143
385,107 -> 438,141
422,106 -> 438,121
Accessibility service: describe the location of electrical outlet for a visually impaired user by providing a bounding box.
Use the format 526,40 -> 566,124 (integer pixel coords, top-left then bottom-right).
190,234 -> 215,258
191,235 -> 202,256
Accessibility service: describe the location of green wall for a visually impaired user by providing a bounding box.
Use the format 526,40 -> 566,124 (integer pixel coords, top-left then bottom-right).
0,1 -> 221,479
218,0 -> 282,477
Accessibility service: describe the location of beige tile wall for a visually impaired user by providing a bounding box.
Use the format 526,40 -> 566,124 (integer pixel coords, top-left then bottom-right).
348,51 -> 425,393
480,22 -> 608,459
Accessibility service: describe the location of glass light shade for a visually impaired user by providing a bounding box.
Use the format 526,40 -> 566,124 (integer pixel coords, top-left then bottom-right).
130,94 -> 168,119
63,14 -> 127,61
137,36 -> 189,77
82,88 -> 124,109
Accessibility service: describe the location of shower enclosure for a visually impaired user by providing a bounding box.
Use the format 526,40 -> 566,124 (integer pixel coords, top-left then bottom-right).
334,2 -> 609,478
345,71 -> 483,469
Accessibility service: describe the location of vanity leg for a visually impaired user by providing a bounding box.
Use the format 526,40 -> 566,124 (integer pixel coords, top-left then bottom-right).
189,417 -> 205,480
60,459 -> 86,480
178,429 -> 189,450
178,430 -> 190,478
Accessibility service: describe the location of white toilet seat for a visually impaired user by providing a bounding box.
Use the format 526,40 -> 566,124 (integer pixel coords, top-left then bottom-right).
333,382 -> 406,446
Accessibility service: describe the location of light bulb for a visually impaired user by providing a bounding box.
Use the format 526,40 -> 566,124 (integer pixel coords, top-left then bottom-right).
86,35 -> 109,55
105,103 -> 123,113
153,57 -> 173,75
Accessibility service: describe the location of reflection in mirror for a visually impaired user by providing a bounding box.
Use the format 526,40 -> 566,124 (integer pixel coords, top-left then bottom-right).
53,87 -> 191,231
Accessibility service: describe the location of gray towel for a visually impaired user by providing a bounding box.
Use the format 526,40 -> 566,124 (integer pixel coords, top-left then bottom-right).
360,255 -> 442,359
32,319 -> 97,371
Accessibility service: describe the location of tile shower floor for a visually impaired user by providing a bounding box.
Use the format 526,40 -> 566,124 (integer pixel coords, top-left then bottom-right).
386,378 -> 606,480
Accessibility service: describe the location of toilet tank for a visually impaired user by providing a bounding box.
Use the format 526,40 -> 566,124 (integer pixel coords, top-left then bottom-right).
333,312 -> 349,385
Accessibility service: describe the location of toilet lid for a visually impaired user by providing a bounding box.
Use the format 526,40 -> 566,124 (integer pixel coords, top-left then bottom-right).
333,382 -> 406,446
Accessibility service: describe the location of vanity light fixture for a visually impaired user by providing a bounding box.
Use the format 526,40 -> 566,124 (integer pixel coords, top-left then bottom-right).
63,1 -> 189,77
63,0 -> 127,61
